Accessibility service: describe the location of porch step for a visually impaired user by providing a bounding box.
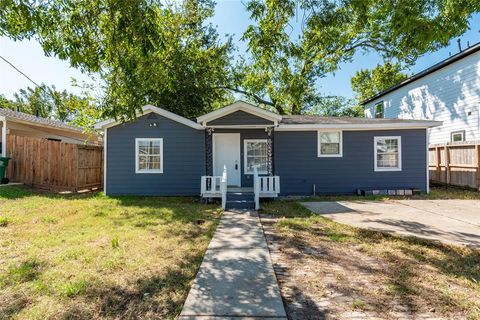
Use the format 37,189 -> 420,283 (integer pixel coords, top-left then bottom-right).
225,200 -> 255,210
227,192 -> 254,200
226,192 -> 255,210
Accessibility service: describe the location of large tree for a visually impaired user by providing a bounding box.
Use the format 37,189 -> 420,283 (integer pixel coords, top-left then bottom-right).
0,0 -> 233,120
231,0 -> 480,115
351,62 -> 409,104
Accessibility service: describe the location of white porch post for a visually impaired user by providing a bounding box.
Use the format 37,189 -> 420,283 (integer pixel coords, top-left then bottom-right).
1,117 -> 6,157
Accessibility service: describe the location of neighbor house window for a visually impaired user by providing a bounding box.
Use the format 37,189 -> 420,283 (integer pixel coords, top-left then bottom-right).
374,136 -> 402,171
135,138 -> 163,173
451,131 -> 465,142
318,131 -> 343,157
375,101 -> 384,118
244,139 -> 268,174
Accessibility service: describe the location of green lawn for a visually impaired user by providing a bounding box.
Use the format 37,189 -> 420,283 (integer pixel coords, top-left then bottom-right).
0,186 -> 222,319
261,200 -> 480,319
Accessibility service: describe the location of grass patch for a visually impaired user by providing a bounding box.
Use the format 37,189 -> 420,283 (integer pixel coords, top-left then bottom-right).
0,216 -> 9,227
0,186 -> 222,319
62,280 -> 88,297
262,200 -> 480,319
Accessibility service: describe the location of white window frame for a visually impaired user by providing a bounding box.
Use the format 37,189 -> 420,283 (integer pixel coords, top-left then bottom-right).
135,138 -> 163,174
317,130 -> 343,157
374,136 -> 402,172
375,101 -> 384,118
244,139 -> 268,175
451,130 -> 465,142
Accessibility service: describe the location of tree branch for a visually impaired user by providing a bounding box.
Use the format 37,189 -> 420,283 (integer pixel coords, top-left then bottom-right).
216,86 -> 274,106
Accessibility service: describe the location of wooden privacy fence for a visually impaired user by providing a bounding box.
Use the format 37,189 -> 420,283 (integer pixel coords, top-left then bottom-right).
429,142 -> 480,190
5,135 -> 103,191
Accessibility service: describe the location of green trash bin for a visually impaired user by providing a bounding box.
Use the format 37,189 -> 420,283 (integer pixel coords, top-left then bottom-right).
0,157 -> 11,184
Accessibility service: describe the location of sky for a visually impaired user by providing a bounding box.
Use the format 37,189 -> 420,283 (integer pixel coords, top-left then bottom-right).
1,1 -> 480,101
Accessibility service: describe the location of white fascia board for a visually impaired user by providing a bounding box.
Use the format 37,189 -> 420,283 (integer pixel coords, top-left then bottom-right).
94,105 -> 203,130
276,121 -> 442,131
197,101 -> 282,124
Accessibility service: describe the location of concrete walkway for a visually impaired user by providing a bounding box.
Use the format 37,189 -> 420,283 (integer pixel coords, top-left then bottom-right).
303,200 -> 480,248
179,210 -> 287,320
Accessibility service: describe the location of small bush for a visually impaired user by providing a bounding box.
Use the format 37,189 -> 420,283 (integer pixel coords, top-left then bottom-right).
63,280 -> 88,297
352,299 -> 367,310
111,236 -> 120,249
0,216 -> 9,227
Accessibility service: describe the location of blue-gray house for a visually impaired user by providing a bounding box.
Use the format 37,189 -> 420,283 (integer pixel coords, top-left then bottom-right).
95,101 -> 441,209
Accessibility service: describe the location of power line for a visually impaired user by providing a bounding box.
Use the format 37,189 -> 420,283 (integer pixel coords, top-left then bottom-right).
0,54 -> 43,88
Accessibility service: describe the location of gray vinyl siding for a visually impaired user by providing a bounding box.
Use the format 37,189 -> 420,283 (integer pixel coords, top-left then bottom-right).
106,113 -> 205,195
213,129 -> 269,187
207,110 -> 274,126
274,129 -> 427,195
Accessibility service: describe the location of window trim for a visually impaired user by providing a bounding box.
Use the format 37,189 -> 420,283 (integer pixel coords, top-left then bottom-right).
243,139 -> 268,175
374,136 -> 402,172
450,130 -> 465,142
135,138 -> 164,174
375,101 -> 384,118
317,130 -> 343,158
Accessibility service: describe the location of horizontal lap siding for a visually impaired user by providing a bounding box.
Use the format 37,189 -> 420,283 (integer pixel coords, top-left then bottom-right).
106,114 -> 205,196
364,52 -> 480,144
274,130 -> 427,195
207,110 -> 274,126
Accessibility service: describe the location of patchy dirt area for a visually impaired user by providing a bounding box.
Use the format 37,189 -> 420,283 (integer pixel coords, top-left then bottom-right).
260,201 -> 480,320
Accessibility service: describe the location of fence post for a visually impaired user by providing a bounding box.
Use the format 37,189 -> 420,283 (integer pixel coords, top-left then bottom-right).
435,146 -> 441,182
445,144 -> 450,185
476,144 -> 480,191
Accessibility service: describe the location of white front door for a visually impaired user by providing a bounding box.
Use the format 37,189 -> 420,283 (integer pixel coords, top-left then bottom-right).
213,133 -> 241,186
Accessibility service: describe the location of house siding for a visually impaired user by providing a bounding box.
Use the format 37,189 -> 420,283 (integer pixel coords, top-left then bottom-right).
364,51 -> 480,144
106,113 -> 205,195
213,129 -> 269,187
274,129 -> 427,195
207,110 -> 274,126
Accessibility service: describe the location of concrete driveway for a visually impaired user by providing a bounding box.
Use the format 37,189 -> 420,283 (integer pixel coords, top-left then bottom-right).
302,200 -> 480,248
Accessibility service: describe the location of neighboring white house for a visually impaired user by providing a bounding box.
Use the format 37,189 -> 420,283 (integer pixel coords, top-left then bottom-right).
363,42 -> 480,145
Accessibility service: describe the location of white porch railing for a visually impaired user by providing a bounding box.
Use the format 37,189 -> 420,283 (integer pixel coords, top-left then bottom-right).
220,165 -> 227,209
253,166 -> 280,210
201,165 -> 228,209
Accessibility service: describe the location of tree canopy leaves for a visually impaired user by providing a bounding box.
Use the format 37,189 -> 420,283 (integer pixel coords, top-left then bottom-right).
0,83 -> 100,129
1,0 -> 479,118
351,62 -> 409,104
234,0 -> 480,114
1,0 -> 234,120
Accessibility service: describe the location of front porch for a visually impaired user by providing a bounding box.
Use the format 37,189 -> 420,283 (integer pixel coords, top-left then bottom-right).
197,101 -> 283,210
201,169 -> 280,210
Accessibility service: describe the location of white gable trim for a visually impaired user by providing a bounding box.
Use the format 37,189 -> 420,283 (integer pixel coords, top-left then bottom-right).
196,101 -> 282,126
94,105 -> 203,130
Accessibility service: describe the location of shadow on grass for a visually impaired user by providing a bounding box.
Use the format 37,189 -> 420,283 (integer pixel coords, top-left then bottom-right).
83,251 -> 204,319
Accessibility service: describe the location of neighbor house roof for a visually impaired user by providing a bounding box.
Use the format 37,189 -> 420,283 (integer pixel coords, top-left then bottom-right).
0,108 -> 83,133
361,41 -> 480,105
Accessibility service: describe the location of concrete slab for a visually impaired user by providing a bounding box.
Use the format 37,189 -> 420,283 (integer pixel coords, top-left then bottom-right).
179,210 -> 287,319
302,200 -> 480,248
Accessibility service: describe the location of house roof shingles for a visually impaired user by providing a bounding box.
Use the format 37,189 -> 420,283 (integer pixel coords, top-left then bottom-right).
0,108 -> 83,132
280,115 -> 439,125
